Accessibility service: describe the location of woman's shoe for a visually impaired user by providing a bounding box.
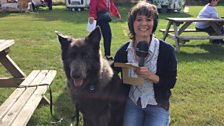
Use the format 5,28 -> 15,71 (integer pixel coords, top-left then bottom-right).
105,56 -> 114,61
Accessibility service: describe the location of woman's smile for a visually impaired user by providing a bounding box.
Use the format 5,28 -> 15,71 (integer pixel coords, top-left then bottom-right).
134,15 -> 154,41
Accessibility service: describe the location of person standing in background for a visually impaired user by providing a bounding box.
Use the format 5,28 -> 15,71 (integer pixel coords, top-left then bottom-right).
47,0 -> 52,11
88,0 -> 121,60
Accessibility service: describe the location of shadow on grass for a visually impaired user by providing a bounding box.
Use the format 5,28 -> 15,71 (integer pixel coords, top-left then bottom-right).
50,87 -> 81,125
26,86 -> 75,125
158,12 -> 193,20
177,43 -> 224,62
0,12 -> 10,18
0,4 -> 194,24
31,5 -> 132,23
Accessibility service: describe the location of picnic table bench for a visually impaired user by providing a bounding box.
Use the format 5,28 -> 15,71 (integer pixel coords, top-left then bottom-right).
0,40 -> 57,126
160,18 -> 224,52
0,40 -> 25,87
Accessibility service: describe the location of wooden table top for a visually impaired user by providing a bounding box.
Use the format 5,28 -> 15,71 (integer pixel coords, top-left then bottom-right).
167,18 -> 224,22
0,40 -> 15,52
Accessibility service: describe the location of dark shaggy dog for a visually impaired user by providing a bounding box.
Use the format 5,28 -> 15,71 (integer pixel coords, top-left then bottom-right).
56,27 -> 127,126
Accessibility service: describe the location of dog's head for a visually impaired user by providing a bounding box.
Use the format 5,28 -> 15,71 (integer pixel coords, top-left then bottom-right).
56,27 -> 102,88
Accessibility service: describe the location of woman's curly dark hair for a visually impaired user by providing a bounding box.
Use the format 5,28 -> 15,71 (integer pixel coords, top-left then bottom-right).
127,1 -> 158,40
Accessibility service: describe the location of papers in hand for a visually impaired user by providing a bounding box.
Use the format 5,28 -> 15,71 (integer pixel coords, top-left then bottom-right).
114,63 -> 144,85
87,20 -> 97,32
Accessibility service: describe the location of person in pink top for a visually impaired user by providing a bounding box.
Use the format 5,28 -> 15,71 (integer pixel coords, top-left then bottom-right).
88,0 -> 121,60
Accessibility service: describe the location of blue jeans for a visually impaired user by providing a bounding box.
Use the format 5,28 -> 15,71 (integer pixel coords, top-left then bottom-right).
196,26 -> 216,35
123,98 -> 170,126
47,0 -> 52,11
97,21 -> 112,56
196,26 -> 224,43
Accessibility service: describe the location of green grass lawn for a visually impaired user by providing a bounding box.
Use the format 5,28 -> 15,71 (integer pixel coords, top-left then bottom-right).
0,4 -> 224,126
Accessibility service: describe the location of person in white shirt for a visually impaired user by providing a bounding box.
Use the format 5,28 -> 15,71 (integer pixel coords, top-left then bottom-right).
195,0 -> 224,44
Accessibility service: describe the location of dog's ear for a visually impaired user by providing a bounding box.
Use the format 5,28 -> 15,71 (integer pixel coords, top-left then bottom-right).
55,31 -> 72,50
56,31 -> 72,60
86,26 -> 101,50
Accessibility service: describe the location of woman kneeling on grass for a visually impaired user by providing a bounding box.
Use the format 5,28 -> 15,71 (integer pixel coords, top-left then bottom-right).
112,1 -> 177,126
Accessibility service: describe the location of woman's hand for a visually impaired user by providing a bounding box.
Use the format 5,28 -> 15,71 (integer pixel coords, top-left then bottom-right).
116,14 -> 121,21
135,67 -> 160,84
88,17 -> 95,24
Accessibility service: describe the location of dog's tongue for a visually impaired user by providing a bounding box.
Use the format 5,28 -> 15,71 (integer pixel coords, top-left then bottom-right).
74,79 -> 83,87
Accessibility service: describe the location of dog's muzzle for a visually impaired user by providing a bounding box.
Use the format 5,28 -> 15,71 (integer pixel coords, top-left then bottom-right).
73,79 -> 84,87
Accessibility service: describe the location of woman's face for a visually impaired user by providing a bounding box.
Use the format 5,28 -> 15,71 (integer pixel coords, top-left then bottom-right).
133,14 -> 154,42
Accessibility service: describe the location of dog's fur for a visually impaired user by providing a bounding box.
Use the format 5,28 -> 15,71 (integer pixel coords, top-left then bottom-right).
57,27 -> 127,126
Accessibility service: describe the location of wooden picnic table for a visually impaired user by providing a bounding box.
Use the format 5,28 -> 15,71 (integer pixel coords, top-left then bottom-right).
0,39 -> 26,87
161,18 -> 224,52
0,39 -> 57,126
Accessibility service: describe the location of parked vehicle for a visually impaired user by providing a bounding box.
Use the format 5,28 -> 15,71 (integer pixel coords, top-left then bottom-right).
30,0 -> 52,11
65,0 -> 90,11
152,0 -> 186,12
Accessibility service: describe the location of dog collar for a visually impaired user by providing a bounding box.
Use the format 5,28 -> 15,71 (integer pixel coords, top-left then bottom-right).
89,85 -> 95,91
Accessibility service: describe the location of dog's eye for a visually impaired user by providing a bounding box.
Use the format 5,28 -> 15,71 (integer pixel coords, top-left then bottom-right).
82,53 -> 89,59
71,53 -> 77,58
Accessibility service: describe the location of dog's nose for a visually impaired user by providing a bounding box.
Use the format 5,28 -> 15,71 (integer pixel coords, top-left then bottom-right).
71,71 -> 81,79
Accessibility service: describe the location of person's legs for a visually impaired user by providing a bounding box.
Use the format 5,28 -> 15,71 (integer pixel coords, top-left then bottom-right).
31,2 -> 36,11
222,25 -> 224,33
47,0 -> 52,10
196,26 -> 223,44
196,26 -> 215,34
221,25 -> 224,43
97,21 -> 112,57
144,105 -> 170,126
123,98 -> 144,126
